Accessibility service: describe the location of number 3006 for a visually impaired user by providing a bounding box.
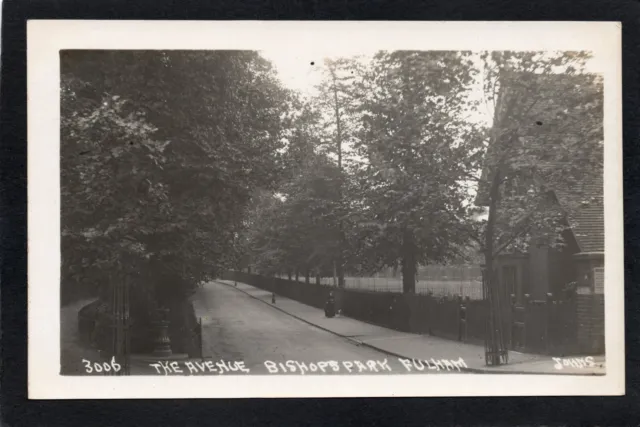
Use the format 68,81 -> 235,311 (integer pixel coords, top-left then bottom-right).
82,357 -> 122,374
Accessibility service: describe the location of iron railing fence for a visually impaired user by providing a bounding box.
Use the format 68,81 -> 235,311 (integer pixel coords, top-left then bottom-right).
226,270 -> 585,356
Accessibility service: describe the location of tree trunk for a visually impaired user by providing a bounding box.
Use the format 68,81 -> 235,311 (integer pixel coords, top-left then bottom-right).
329,66 -> 346,290
401,230 -> 417,294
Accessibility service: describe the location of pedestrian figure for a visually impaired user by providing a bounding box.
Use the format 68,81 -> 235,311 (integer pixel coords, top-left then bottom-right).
271,292 -> 276,304
325,292 -> 336,318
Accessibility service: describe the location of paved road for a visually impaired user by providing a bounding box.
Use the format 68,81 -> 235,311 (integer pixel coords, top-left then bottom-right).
191,281 -> 437,375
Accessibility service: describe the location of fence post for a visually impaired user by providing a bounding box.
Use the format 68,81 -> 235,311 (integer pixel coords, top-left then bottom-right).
510,293 -> 520,351
545,292 -> 553,354
459,295 -> 468,342
523,293 -> 531,351
198,317 -> 204,361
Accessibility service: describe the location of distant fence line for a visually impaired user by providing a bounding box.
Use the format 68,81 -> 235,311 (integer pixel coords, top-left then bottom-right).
224,270 -> 588,356
277,265 -> 483,300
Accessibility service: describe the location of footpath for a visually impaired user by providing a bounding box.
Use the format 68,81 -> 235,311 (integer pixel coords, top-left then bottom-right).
217,280 -> 606,376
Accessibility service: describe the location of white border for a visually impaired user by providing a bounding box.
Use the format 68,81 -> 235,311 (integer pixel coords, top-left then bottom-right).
27,20 -> 624,399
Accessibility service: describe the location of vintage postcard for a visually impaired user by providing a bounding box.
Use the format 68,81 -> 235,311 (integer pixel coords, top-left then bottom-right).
27,20 -> 624,399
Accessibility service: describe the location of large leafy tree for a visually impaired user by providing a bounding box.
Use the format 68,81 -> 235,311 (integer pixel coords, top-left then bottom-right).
350,51 -> 482,293
61,50 -> 289,307
312,57 -> 367,287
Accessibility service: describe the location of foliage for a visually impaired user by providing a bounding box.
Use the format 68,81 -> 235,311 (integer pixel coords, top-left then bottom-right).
63,49 -> 604,308
61,51 -> 290,305
241,93 -> 343,278
347,51 -> 484,292
473,51 -> 604,263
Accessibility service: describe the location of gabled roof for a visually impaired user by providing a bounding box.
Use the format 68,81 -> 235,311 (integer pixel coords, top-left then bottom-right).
475,70 -> 604,252
554,173 -> 604,253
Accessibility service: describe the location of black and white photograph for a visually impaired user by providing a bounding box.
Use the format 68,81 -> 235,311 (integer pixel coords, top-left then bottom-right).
28,21 -> 623,398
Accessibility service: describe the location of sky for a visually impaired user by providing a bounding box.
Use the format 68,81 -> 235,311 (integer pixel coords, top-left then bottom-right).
260,49 -> 605,129
261,49 -> 376,98
261,49 -> 606,93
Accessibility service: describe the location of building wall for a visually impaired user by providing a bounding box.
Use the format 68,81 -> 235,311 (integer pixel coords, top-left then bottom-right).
576,294 -> 605,354
525,245 -> 604,355
496,233 -> 579,302
573,252 -> 605,354
548,229 -> 582,297
494,255 -> 529,302
528,244 -> 549,300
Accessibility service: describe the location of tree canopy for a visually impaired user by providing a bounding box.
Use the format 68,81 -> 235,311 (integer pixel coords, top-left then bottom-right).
61,50 -> 290,305
63,49 -> 604,311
